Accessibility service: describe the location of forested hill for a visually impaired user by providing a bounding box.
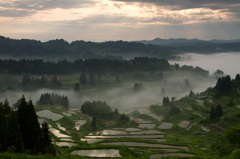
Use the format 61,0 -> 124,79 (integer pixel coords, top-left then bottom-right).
0,36 -> 176,61
139,38 -> 240,53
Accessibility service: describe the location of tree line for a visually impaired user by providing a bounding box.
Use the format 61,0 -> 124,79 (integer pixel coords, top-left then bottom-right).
36,93 -> 69,108
0,97 -> 54,155
0,57 -> 170,74
0,36 -> 176,60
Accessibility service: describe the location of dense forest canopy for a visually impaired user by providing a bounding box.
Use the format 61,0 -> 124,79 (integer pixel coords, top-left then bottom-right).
0,36 -> 176,60
0,57 -> 170,74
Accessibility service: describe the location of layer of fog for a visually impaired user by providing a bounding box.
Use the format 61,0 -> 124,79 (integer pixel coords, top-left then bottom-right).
170,52 -> 240,77
0,72 -> 216,113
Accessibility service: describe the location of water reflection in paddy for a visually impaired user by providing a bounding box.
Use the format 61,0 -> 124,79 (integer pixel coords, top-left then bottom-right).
129,130 -> 162,135
81,138 -> 104,144
100,142 -> 189,151
85,135 -> 164,139
37,110 -> 63,121
71,149 -> 122,157
74,120 -> 86,130
89,130 -> 127,135
55,142 -> 77,147
50,128 -> 71,138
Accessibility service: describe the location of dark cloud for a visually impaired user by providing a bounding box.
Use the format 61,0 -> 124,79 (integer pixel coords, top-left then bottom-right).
0,9 -> 35,17
112,0 -> 240,11
0,0 -> 96,17
13,0 -> 96,10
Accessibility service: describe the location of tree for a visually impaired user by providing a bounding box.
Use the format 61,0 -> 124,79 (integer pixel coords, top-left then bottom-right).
184,79 -> 192,90
133,83 -> 142,92
210,105 -> 216,120
214,69 -> 224,76
235,74 -> 240,80
41,122 -> 52,151
3,98 -> 11,115
163,97 -> 170,106
174,63 -> 180,71
74,83 -> 80,91
18,97 -> 43,154
189,90 -> 195,97
216,75 -> 232,93
0,103 -> 5,152
91,116 -> 97,131
79,73 -> 87,85
89,72 -> 95,85
119,113 -> 130,122
215,104 -> 223,118
51,75 -> 61,87
5,111 -> 23,152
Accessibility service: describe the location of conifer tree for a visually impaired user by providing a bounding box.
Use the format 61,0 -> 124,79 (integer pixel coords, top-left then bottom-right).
5,111 -> 23,152
3,98 -> 11,115
0,103 -> 5,152
79,73 -> 87,85
18,97 -> 43,154
215,104 -> 223,118
91,116 -> 97,131
210,105 -> 216,120
74,83 -> 80,91
42,122 -> 52,151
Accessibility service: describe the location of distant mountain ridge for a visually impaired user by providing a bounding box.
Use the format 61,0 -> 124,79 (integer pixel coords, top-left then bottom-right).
138,38 -> 240,46
138,38 -> 240,53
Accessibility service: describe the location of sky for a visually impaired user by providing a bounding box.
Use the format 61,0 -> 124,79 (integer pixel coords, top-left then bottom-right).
0,0 -> 240,42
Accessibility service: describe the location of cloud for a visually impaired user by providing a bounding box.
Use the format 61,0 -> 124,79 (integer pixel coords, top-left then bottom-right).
112,0 -> 240,11
0,0 -> 96,17
0,9 -> 35,17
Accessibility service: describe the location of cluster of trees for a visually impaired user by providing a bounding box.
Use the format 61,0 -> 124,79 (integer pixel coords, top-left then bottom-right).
81,101 -> 119,120
133,83 -> 143,92
36,93 -> 69,108
215,74 -> 240,94
210,104 -> 223,121
180,65 -> 209,77
162,97 -> 170,106
21,75 -> 61,89
0,97 -> 54,154
81,101 -> 130,130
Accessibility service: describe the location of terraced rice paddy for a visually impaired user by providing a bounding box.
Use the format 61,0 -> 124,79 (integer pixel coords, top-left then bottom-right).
71,149 -> 122,157
150,153 -> 195,158
100,142 -> 189,151
49,128 -> 71,138
178,121 -> 190,128
37,110 -> 63,121
55,142 -> 77,147
74,120 -> 86,130
158,122 -> 173,129
138,123 -> 156,129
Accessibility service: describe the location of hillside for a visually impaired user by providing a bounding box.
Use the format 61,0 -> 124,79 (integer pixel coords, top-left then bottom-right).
139,38 -> 240,53
0,36 -> 176,61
